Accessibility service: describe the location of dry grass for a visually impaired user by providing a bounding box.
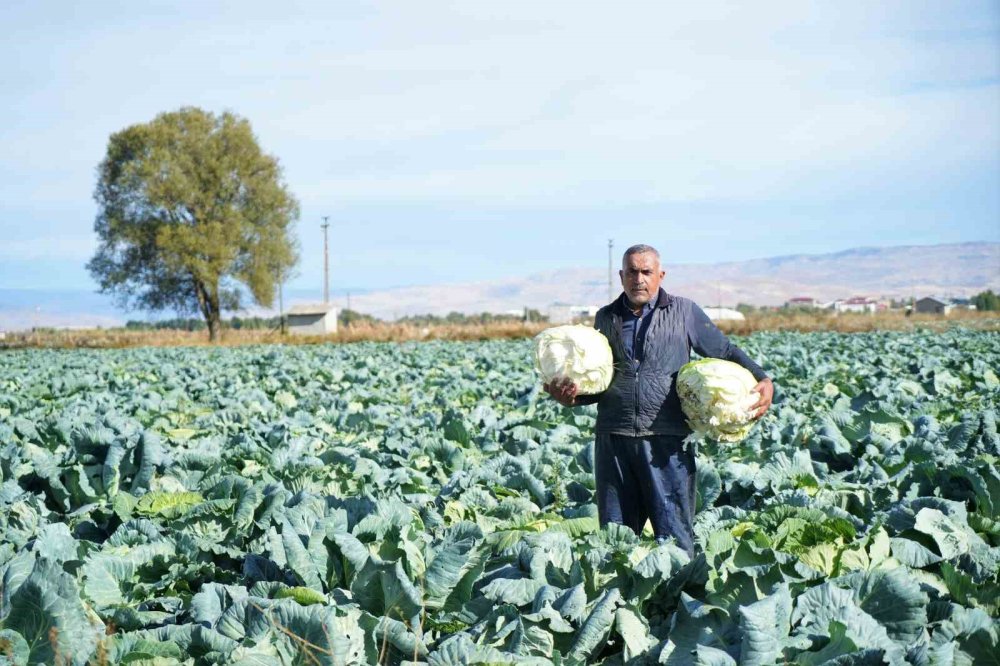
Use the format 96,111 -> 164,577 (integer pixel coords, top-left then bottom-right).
0,320 -> 552,350
714,308 -> 1000,336
2,311 -> 997,350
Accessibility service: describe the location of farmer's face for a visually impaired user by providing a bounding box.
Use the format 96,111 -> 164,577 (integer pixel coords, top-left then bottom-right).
619,252 -> 664,308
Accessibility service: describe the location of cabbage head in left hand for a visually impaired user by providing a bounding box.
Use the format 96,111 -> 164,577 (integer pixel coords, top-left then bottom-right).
534,325 -> 614,395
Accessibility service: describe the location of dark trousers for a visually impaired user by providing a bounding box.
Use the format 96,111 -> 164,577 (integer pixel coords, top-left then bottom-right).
594,433 -> 696,557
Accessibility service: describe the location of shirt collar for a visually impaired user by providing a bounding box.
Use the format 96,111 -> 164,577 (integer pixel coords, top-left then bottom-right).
618,289 -> 659,317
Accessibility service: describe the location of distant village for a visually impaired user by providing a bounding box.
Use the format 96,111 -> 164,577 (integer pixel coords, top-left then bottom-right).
278,295 -> 980,336
543,295 -> 980,325
119,293 -> 996,337
1,294 -> 988,339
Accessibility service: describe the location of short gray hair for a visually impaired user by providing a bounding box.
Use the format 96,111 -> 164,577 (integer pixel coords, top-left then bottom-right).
622,244 -> 660,264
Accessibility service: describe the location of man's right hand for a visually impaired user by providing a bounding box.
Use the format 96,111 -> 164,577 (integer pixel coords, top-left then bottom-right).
543,377 -> 578,407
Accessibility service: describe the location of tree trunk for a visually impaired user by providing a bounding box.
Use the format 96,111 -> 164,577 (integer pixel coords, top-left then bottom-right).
207,310 -> 221,342
194,278 -> 223,343
206,289 -> 222,342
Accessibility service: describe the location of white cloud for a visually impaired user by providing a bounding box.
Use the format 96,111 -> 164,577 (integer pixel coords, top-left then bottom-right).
0,0 -> 995,289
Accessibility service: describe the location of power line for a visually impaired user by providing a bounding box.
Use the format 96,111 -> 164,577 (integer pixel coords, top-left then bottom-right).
321,216 -> 330,304
608,239 -> 614,302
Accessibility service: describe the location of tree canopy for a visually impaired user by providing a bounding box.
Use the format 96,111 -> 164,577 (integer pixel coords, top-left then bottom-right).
971,290 -> 999,312
87,107 -> 299,340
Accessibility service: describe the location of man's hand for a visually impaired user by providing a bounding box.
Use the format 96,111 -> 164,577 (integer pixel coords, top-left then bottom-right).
543,377 -> 578,407
750,378 -> 774,419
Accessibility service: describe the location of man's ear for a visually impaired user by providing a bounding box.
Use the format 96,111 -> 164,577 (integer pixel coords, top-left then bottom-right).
618,269 -> 624,284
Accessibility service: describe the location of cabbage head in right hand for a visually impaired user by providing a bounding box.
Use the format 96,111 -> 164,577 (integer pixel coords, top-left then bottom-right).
676,358 -> 760,442
534,325 -> 614,395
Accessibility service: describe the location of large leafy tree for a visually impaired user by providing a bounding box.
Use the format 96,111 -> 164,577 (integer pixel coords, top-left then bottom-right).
88,107 -> 299,341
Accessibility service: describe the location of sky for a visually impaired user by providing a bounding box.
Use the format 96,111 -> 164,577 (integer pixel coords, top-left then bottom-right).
1,0 -> 998,300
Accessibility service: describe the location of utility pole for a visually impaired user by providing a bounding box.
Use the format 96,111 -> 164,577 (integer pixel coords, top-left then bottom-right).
321,216 -> 330,304
607,239 -> 614,302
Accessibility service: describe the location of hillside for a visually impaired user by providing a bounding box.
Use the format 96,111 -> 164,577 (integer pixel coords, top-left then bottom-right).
1,242 -> 996,328
348,242 -> 999,319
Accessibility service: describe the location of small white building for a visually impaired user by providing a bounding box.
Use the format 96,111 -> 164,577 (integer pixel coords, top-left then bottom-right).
834,297 -> 878,314
548,304 -> 601,324
702,307 -> 746,322
287,304 -> 339,335
952,298 -> 976,311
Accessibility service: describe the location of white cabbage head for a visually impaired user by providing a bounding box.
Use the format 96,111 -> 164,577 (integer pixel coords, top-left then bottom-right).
677,358 -> 760,442
534,325 -> 614,395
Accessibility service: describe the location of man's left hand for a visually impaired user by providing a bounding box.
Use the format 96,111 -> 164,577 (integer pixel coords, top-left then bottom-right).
750,378 -> 774,419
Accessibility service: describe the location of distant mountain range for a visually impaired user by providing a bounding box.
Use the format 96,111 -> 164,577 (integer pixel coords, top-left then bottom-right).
348,242 -> 999,319
1,242 -> 996,329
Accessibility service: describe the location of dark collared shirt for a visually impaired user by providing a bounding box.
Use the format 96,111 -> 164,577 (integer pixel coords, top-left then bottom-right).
619,291 -> 656,363
576,289 -> 769,436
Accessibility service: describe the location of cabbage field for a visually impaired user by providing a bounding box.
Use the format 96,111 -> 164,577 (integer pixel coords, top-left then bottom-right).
0,329 -> 997,665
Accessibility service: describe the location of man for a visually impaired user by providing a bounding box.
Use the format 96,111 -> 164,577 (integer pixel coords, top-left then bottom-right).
543,244 -> 773,557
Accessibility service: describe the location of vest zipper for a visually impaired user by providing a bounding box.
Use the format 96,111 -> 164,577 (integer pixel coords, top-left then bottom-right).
633,360 -> 640,436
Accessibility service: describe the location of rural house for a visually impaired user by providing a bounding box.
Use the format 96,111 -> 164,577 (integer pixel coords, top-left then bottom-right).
287,304 -> 339,335
834,297 -> 879,314
915,297 -> 955,315
785,296 -> 819,308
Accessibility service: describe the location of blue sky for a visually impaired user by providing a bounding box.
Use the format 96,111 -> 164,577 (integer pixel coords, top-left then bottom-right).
1,0 -> 997,298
